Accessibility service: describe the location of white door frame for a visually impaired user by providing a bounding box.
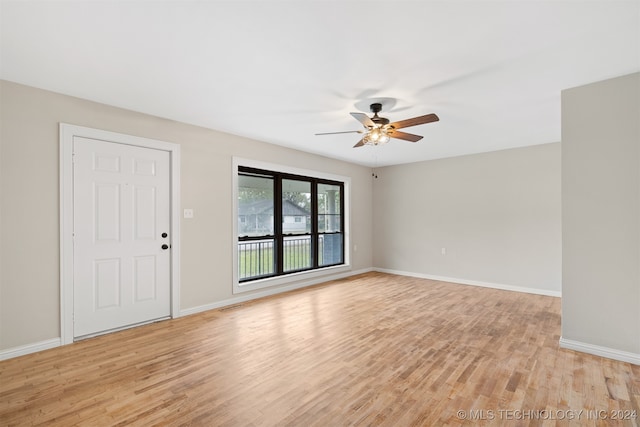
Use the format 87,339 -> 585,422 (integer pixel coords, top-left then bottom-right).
60,123 -> 181,345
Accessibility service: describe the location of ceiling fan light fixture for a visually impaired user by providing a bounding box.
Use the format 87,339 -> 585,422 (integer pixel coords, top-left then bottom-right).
377,132 -> 390,144
365,126 -> 390,145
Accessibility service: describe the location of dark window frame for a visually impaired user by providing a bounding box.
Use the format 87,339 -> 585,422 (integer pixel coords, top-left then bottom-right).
238,166 -> 345,282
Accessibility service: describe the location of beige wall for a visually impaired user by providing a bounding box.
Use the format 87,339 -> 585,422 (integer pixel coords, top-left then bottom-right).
561,72 -> 640,354
372,143 -> 562,293
0,80 -> 374,350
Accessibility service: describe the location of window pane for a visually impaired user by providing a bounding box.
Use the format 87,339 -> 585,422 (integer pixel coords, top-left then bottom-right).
282,179 -> 311,235
283,235 -> 312,272
238,174 -> 274,237
238,239 -> 275,280
318,184 -> 341,233
319,233 -> 343,266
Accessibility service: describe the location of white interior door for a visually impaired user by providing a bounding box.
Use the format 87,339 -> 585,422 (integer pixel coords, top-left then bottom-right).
73,136 -> 171,338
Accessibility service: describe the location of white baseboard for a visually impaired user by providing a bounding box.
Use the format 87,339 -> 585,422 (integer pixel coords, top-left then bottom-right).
374,268 -> 562,297
0,338 -> 61,361
559,337 -> 640,365
180,267 -> 374,317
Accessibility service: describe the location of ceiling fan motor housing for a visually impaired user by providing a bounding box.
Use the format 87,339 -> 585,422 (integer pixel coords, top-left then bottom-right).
370,103 -> 390,125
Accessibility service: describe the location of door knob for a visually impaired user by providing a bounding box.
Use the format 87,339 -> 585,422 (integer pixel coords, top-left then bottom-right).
161,244 -> 169,250
162,232 -> 168,238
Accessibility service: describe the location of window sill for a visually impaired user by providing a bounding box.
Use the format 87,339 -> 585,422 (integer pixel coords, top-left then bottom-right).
233,264 -> 351,294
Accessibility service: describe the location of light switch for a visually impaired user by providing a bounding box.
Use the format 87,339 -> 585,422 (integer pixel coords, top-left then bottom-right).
184,209 -> 194,219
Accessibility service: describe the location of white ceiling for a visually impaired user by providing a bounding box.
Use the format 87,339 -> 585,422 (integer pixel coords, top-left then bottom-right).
1,1 -> 638,167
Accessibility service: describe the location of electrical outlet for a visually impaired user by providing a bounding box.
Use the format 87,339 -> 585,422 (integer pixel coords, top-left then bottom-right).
184,209 -> 194,219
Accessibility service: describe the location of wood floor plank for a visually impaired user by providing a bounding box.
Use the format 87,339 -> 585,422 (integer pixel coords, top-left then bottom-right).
1,272 -> 639,426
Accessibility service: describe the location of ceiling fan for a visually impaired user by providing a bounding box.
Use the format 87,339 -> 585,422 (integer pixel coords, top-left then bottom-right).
316,103 -> 439,148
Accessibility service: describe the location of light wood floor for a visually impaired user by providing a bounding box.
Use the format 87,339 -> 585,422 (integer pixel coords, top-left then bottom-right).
1,272 -> 639,426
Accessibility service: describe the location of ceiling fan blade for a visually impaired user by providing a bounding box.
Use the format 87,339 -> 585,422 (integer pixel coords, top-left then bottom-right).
315,130 -> 363,136
353,137 -> 367,148
387,129 -> 423,142
389,113 -> 439,130
350,112 -> 375,128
